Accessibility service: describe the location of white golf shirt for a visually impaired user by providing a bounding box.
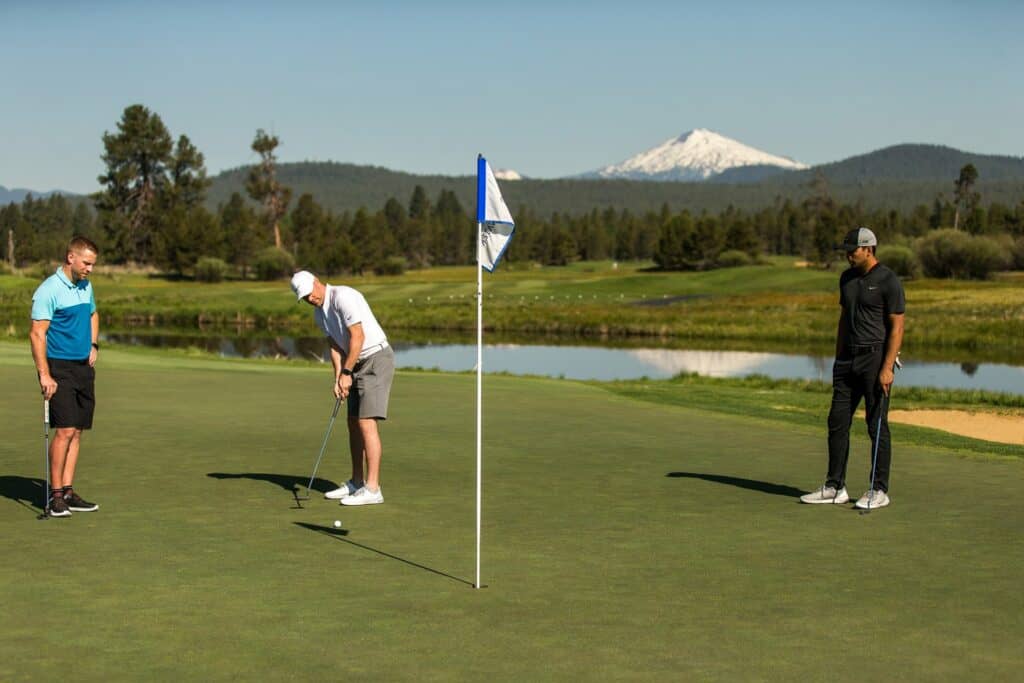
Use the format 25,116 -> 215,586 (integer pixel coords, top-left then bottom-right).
314,285 -> 388,360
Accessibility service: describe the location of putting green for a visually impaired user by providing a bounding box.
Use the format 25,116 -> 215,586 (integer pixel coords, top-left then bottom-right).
0,344 -> 1020,680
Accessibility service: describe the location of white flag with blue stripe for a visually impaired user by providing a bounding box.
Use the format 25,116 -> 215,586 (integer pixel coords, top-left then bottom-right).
476,155 -> 515,271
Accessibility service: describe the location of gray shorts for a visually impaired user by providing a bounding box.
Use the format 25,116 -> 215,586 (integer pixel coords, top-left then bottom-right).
349,347 -> 395,419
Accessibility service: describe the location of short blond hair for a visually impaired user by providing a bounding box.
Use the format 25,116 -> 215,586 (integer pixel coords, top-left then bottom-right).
68,235 -> 99,256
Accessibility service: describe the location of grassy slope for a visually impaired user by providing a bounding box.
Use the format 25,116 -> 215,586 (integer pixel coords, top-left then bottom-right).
0,344 -> 1021,680
3,261 -> 1023,360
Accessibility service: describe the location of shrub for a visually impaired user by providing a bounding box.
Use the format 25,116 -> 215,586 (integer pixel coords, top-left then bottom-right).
1012,237 -> 1024,271
715,250 -> 753,268
254,247 -> 296,281
194,256 -> 229,283
915,229 -> 1010,280
373,256 -> 407,276
877,245 -> 920,279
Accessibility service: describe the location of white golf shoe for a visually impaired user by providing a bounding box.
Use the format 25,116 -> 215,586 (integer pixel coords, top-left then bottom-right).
340,486 -> 384,506
325,479 -> 363,500
854,489 -> 890,510
799,485 -> 850,504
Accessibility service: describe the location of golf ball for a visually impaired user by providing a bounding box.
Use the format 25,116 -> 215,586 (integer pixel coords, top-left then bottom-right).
333,520 -> 342,528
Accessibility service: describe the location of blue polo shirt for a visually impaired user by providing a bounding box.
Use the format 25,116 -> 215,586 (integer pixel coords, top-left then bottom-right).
31,267 -> 96,360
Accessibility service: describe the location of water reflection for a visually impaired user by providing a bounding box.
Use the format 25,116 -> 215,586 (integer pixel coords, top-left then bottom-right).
102,333 -> 1024,395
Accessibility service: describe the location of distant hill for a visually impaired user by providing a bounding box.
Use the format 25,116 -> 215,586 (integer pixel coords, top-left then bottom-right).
0,185 -> 78,204
766,144 -> 1024,185
207,144 -> 1024,217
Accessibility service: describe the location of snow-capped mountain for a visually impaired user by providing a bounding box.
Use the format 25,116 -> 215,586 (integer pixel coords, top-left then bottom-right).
493,168 -> 523,181
582,128 -> 808,181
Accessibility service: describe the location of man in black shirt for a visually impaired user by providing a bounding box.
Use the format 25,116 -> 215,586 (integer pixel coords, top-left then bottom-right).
801,227 -> 905,509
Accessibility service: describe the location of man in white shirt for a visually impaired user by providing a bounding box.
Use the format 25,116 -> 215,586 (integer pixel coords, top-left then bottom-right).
291,270 -> 395,506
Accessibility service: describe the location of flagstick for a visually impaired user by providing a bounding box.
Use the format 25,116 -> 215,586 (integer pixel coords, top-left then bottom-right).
475,221 -> 483,590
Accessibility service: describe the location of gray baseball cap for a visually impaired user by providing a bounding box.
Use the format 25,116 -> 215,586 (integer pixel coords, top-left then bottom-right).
836,227 -> 877,251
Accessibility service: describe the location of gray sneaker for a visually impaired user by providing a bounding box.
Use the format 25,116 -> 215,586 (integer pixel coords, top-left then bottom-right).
800,485 -> 850,504
854,489 -> 890,510
325,479 -> 364,500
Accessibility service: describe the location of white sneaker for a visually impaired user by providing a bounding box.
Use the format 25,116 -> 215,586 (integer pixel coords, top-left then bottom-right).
800,485 -> 850,504
340,486 -> 384,506
325,479 -> 364,500
854,489 -> 890,510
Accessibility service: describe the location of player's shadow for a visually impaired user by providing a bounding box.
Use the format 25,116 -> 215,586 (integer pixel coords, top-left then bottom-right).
666,472 -> 804,498
206,472 -> 338,495
0,475 -> 47,514
294,522 -> 476,588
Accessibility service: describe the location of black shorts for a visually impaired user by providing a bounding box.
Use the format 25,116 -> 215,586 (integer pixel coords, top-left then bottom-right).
48,358 -> 96,429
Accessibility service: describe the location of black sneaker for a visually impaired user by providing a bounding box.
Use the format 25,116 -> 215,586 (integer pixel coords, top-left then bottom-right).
48,494 -> 72,517
64,489 -> 99,512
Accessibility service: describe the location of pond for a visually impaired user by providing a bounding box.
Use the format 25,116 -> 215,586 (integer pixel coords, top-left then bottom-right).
102,333 -> 1024,395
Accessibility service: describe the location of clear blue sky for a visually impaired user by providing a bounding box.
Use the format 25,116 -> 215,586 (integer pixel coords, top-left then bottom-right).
2,0 -> 1021,194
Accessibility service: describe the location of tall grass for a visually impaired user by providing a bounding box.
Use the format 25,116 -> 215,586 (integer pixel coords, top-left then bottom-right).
2,261 -> 1021,360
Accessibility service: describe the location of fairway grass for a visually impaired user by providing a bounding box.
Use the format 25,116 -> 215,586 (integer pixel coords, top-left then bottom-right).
1,344 -> 1021,680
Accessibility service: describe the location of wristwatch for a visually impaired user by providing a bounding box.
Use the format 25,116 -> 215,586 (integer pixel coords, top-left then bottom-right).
341,368 -> 353,377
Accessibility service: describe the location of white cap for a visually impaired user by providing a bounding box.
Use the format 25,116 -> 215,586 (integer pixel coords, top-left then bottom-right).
290,270 -> 315,301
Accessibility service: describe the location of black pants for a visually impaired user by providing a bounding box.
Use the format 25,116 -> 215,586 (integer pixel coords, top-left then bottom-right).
826,346 -> 891,493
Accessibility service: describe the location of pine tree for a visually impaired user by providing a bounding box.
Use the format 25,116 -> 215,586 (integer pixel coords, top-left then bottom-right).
291,193 -> 329,269
221,192 -> 263,278
246,129 -> 292,249
93,105 -> 210,266
953,163 -> 979,231
94,104 -> 175,262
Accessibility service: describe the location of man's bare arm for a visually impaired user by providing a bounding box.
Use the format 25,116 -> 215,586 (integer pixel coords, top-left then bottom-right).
879,313 -> 905,394
30,319 -> 57,399
835,307 -> 849,358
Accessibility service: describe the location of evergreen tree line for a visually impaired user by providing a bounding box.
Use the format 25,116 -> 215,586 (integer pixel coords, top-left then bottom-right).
6,183 -> 1024,276
2,105 -> 1023,276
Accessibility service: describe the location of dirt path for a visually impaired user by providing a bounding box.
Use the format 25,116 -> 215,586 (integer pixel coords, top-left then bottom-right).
888,410 -> 1024,446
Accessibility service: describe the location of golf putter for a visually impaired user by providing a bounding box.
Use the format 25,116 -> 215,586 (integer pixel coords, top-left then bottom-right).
293,397 -> 342,504
862,354 -> 900,516
38,399 -> 50,520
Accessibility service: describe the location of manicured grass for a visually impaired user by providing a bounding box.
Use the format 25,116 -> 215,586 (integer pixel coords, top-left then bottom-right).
3,261 -> 1022,360
1,343 -> 1021,680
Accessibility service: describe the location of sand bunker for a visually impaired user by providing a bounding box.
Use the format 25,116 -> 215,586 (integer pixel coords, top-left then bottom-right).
887,410 -> 1024,446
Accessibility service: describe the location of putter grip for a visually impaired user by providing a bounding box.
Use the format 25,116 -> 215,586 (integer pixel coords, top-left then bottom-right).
44,399 -> 50,424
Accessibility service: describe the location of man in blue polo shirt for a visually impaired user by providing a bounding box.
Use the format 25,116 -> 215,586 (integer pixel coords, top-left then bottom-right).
30,235 -> 102,518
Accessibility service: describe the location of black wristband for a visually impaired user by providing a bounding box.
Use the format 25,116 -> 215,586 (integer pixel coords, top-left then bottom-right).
92,342 -> 100,350
341,368 -> 353,376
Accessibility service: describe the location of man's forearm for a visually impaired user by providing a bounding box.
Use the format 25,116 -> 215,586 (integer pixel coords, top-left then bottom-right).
329,343 -> 343,378
91,312 -> 99,345
345,326 -> 365,371
345,341 -> 364,370
884,317 -> 904,369
835,311 -> 848,358
30,330 -> 50,378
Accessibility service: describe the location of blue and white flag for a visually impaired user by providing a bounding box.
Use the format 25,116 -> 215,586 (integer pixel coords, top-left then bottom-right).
476,155 -> 515,272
